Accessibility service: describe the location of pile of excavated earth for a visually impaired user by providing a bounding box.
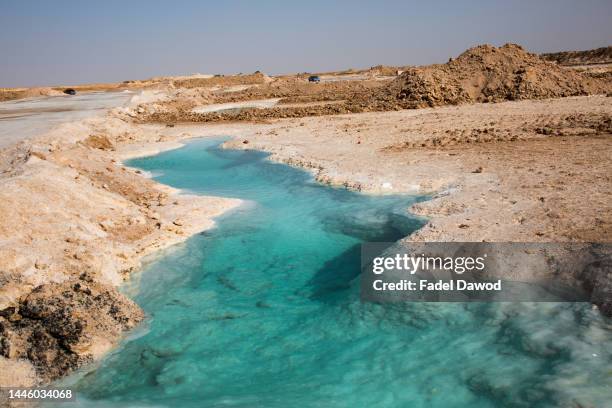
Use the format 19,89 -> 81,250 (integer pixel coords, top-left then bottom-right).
0,87 -> 63,102
541,45 -> 612,66
385,43 -> 609,107
172,71 -> 272,88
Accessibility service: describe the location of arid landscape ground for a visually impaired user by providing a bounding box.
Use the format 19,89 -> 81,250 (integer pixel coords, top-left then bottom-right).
0,44 -> 611,391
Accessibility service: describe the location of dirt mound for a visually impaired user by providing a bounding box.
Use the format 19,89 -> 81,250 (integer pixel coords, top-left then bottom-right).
173,87 -> 212,106
369,65 -> 407,76
387,43 -> 610,108
128,87 -> 213,118
21,87 -> 63,98
541,46 -> 612,66
0,89 -> 23,102
216,78 -> 387,104
172,72 -> 269,89
0,87 -> 62,102
83,134 -> 114,150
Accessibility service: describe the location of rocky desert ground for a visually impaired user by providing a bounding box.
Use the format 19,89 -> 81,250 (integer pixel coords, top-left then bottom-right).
0,43 -> 611,391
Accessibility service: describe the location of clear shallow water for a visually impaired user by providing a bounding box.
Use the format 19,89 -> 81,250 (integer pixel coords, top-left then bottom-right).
69,139 -> 611,407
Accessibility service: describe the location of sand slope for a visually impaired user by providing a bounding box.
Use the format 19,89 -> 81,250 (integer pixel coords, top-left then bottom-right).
0,116 -> 239,386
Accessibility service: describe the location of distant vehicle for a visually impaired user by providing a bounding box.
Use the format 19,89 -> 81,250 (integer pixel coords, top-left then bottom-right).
63,88 -> 76,95
308,75 -> 321,83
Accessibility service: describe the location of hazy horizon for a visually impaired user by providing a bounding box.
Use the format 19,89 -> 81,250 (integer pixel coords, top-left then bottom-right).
1,0 -> 611,88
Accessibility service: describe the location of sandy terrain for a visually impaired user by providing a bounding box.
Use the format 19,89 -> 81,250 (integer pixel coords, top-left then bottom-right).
0,43 -> 610,390
133,44 -> 611,126
0,71 -> 266,103
177,95 -> 608,244
0,114 -> 240,388
1,96 -> 609,394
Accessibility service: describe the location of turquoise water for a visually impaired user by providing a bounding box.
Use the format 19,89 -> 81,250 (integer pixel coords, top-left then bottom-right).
70,138 -> 611,407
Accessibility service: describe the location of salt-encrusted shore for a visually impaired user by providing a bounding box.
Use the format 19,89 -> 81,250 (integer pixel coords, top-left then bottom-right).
0,113 -> 240,388
0,91 -> 610,389
184,96 -> 612,309
218,96 -> 611,243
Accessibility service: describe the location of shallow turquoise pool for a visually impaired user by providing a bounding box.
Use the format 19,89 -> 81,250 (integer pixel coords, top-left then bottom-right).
71,138 -> 611,407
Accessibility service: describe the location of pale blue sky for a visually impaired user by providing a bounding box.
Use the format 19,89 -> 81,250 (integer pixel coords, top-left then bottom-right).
1,0 -> 610,87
